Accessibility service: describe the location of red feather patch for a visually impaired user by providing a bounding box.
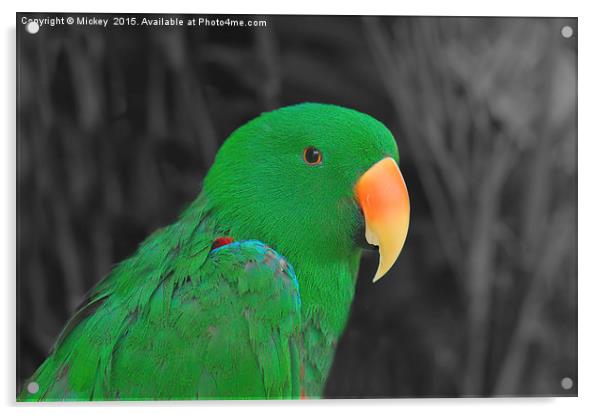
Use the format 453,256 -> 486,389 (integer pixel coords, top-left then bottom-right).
300,363 -> 306,399
211,237 -> 234,250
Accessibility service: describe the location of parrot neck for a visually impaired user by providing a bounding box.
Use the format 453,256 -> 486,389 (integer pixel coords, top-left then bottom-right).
285,250 -> 362,397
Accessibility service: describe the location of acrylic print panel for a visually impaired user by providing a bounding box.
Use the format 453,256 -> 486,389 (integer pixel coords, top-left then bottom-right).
16,13 -> 577,401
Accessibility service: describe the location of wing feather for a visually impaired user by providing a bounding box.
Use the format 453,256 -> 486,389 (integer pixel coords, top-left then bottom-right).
19,240 -> 302,401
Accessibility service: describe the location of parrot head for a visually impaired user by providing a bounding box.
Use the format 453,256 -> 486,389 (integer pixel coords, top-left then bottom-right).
204,103 -> 409,282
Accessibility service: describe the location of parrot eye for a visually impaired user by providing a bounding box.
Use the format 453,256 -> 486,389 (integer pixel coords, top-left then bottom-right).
303,147 -> 323,166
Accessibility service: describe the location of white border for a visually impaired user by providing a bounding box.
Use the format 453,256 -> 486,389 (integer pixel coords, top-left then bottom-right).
2,1 -> 600,414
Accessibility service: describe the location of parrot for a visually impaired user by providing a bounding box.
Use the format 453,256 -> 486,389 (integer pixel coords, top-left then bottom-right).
19,103 -> 410,401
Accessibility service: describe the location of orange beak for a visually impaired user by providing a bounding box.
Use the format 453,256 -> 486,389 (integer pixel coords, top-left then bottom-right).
354,157 -> 410,282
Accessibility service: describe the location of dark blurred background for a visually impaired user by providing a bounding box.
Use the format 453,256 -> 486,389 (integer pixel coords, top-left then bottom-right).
16,14 -> 577,397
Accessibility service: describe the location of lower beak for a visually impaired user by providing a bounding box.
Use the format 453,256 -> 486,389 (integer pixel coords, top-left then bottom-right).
354,157 -> 410,282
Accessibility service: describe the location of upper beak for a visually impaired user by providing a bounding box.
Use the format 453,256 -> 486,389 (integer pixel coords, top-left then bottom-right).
354,157 -> 410,282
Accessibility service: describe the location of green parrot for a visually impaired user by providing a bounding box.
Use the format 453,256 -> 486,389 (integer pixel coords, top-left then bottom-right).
19,103 -> 410,401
